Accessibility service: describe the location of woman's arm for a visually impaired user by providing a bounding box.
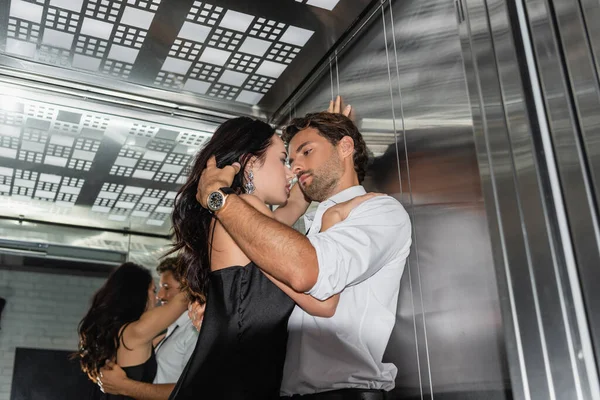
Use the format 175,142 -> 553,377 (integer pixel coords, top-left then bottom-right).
99,361 -> 174,400
152,332 -> 166,348
122,291 -> 188,348
272,183 -> 311,227
321,193 -> 384,232
239,194 -> 340,317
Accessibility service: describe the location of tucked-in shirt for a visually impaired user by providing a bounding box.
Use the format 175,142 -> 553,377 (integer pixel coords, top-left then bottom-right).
154,311 -> 197,384
280,185 -> 412,395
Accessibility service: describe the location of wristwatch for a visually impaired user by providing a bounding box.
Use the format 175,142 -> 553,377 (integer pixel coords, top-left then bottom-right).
206,187 -> 236,213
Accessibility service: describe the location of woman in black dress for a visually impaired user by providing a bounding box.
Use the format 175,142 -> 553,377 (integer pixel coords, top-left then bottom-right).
169,118 -> 363,399
75,262 -> 188,399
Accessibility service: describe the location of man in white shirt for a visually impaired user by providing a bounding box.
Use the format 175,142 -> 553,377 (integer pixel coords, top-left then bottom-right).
195,97 -> 412,399
98,257 -> 199,400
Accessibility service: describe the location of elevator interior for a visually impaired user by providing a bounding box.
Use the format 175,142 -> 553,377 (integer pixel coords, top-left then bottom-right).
1,0 -> 600,399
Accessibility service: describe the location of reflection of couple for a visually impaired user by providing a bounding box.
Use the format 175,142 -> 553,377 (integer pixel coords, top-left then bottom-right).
83,98 -> 412,400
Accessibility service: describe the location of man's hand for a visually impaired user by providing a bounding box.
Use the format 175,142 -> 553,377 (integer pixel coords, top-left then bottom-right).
327,95 -> 353,119
188,301 -> 206,331
196,156 -> 241,208
98,360 -> 129,396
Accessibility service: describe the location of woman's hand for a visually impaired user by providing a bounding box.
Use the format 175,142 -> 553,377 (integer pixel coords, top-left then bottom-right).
321,193 -> 384,232
272,182 -> 311,226
188,301 -> 205,332
287,180 -> 310,208
98,361 -> 128,395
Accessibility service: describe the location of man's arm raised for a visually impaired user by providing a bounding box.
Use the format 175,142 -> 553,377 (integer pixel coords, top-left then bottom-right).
99,361 -> 174,400
196,157 -> 318,293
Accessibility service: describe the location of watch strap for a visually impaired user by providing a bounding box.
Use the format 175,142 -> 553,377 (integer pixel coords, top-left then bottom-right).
220,187 -> 235,195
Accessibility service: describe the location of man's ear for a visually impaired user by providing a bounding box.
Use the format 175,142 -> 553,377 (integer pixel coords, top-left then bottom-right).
338,136 -> 355,159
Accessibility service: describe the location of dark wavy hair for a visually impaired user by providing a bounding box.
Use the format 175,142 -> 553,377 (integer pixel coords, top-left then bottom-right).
282,112 -> 369,182
75,262 -> 153,382
171,117 -> 275,302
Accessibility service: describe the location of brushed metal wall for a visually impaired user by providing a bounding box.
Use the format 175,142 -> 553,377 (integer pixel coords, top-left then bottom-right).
289,0 -> 511,398
523,0 -> 600,373
456,0 -> 600,398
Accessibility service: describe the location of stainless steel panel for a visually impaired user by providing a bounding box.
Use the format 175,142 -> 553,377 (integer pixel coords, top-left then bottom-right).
524,0 -> 600,381
0,219 -> 171,269
579,0 -> 600,79
549,0 -> 600,203
290,0 -> 512,398
460,0 -> 549,397
456,2 -> 525,397
0,0 -> 373,116
454,0 -> 600,397
486,0 -> 596,397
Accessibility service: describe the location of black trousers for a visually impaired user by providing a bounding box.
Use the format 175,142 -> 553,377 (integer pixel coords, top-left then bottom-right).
281,389 -> 388,400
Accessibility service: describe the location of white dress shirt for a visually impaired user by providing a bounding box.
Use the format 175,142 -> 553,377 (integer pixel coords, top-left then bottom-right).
153,311 -> 197,384
280,185 -> 412,395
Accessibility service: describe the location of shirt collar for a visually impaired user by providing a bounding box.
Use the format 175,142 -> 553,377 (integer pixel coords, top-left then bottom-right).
303,185 -> 366,230
326,185 -> 366,205
170,310 -> 190,329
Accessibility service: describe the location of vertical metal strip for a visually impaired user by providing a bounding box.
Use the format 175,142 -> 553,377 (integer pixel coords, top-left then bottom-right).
387,1 -> 433,397
330,57 -> 335,102
513,0 -> 600,397
380,2 -> 423,398
335,50 -> 341,97
462,0 -> 532,397
482,0 -> 557,396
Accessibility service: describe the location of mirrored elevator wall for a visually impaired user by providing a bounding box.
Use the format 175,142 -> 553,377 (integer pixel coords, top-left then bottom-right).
277,0 -> 511,398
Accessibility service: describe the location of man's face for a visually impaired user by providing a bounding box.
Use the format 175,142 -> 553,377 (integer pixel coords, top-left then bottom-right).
288,127 -> 344,203
156,271 -> 181,305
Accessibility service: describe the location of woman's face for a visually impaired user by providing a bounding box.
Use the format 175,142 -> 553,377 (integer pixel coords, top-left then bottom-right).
146,281 -> 157,311
251,135 -> 295,206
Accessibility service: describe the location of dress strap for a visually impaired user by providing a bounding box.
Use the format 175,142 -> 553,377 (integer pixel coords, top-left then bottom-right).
118,321 -> 134,351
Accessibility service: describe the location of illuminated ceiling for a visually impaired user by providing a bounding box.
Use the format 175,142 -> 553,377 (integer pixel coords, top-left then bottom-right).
0,0 -> 373,264
0,87 -> 217,235
0,0 -> 370,115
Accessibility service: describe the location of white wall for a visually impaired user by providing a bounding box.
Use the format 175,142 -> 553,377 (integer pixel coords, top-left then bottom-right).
0,269 -> 105,400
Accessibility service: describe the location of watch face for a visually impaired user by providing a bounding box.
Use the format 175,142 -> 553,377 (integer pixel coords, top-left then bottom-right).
207,191 -> 224,211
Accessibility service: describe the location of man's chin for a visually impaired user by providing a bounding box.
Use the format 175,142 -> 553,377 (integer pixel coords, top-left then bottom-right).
299,185 -> 315,202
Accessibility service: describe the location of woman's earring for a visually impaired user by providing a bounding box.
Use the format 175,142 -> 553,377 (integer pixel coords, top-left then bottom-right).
245,170 -> 255,194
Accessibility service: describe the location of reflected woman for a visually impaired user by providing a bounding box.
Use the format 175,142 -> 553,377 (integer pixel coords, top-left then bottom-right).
76,262 -> 188,399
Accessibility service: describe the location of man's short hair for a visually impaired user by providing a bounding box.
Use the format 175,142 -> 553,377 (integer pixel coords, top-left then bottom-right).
156,257 -> 182,283
282,112 -> 369,183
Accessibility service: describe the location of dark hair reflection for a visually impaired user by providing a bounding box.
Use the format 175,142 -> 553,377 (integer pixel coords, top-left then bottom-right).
75,262 -> 153,382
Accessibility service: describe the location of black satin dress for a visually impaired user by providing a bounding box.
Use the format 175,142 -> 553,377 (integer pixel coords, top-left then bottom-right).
93,349 -> 157,400
169,262 -> 295,399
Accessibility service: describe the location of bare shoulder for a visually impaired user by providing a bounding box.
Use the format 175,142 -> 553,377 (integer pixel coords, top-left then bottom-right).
238,193 -> 273,217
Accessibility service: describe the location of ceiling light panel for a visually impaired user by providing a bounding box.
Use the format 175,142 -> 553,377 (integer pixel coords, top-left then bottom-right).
5,0 -> 162,79
4,0 -> 315,107
157,3 -> 314,105
0,93 -> 214,233
295,0 -> 341,11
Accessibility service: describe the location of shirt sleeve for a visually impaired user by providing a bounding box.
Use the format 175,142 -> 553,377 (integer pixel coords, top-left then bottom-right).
306,196 -> 411,300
